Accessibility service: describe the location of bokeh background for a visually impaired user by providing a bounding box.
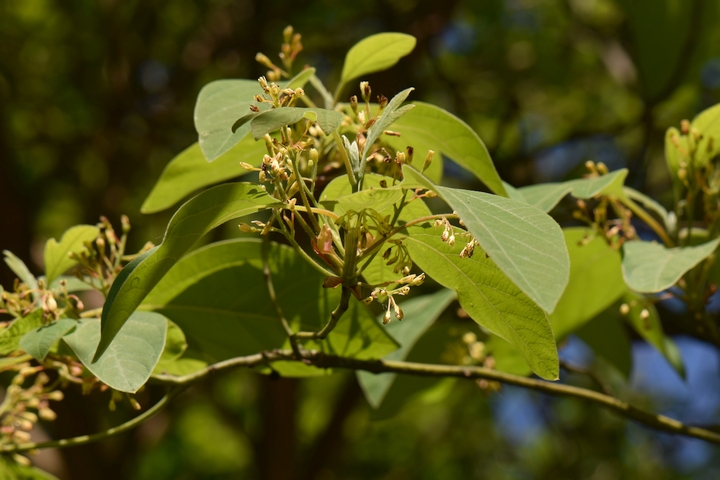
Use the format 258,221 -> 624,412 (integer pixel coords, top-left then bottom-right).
3,0 -> 720,478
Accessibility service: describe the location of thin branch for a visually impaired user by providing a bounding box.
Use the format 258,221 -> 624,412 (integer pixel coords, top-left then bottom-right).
295,286 -> 352,340
1,386 -> 183,454
151,349 -> 720,446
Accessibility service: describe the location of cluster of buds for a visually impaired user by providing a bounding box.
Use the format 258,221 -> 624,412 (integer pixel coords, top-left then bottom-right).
255,26 -> 303,81
0,277 -> 83,322
363,271 -> 425,324
435,217 -> 456,247
619,299 -> 652,330
583,160 -> 609,178
461,332 -> 501,392
460,239 -> 479,259
0,367 -> 63,449
254,76 -> 305,110
381,242 -> 413,274
259,151 -> 290,183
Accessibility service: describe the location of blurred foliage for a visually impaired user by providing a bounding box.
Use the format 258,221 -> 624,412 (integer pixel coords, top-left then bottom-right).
3,0 -> 720,478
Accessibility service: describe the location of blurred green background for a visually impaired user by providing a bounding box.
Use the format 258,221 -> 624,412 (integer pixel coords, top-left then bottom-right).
3,0 -> 720,478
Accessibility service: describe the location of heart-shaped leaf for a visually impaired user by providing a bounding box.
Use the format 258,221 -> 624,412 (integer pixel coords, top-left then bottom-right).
44,225 -> 99,284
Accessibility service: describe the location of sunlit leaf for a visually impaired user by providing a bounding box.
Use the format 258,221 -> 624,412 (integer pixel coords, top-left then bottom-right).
64,312 -> 167,393
141,136 -> 267,213
622,239 -> 719,293
3,250 -> 37,291
250,107 -> 343,139
98,183 -> 279,359
43,225 -> 99,285
339,33 -> 416,86
0,310 -> 44,355
19,318 -> 77,360
403,167 -> 570,313
357,289 -> 456,408
403,225 -> 558,380
386,102 -> 506,196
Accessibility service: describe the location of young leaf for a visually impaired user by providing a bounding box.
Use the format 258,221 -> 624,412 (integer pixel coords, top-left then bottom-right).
19,318 -> 77,361
3,250 -> 38,291
0,310 -> 44,355
360,88 -> 415,188
142,239 -> 397,370
516,169 -> 628,213
403,225 -> 559,380
357,289 -> 456,408
385,102 -> 507,196
622,239 -> 720,293
250,107 -> 343,139
550,228 -> 626,339
403,167 -> 570,313
64,312 -> 167,393
43,225 -> 99,285
194,79 -> 268,161
141,135 -> 268,214
98,183 -> 280,360
339,33 -> 416,88
690,103 -> 720,166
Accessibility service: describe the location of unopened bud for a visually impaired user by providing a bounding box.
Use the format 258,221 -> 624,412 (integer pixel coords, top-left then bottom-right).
681,119 -> 690,134
239,223 -> 254,233
463,332 -> 477,344
39,408 -> 57,421
283,25 -> 294,42
448,235 -> 456,247
383,309 -> 392,325
121,215 -> 130,234
256,53 -> 274,69
619,303 -> 630,315
585,160 -> 596,173
360,81 -> 371,102
422,150 -> 435,173
596,162 -> 608,174
350,95 -> 358,114
395,152 -> 406,165
640,308 -> 649,320
249,104 -> 260,113
377,95 -> 388,109
240,162 -> 255,171
406,146 -> 414,165
394,303 -> 404,321
12,454 -> 31,467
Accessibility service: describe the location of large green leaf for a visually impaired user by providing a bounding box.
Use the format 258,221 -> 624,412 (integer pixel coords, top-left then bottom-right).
141,135 -> 268,214
142,239 -> 397,373
0,310 -> 44,355
386,102 -> 506,196
194,79 -> 268,161
64,312 -> 167,393
3,250 -> 37,291
339,33 -> 416,87
357,289 -> 456,408
43,225 -> 99,284
516,169 -> 628,213
98,183 -> 279,359
250,107 -> 343,140
550,228 -> 626,339
403,225 -> 558,380
622,239 -> 720,293
403,167 -> 569,313
19,318 -> 77,361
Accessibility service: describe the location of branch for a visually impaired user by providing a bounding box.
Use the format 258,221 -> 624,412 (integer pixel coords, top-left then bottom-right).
0,386 -> 183,454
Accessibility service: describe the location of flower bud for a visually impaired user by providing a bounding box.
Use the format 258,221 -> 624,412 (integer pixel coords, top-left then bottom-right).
360,81 -> 371,102
406,146 -> 414,165
681,119 -> 690,134
422,150 -> 435,173
619,303 -> 630,315
256,53 -> 274,69
383,309 -> 392,325
350,95 -> 358,114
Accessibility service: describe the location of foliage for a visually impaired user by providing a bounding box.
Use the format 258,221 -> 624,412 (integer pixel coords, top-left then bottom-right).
3,24 -> 720,478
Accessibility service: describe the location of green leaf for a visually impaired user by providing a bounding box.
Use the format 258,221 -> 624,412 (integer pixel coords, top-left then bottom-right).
691,103 -> 720,166
64,312 -> 167,393
403,225 -> 558,380
194,79 -> 267,161
357,289 -> 456,408
0,456 -> 59,480
575,307 -> 632,379
339,33 -> 416,87
549,228 -> 626,339
622,239 -> 720,293
621,292 -> 684,376
403,167 -> 570,313
19,318 -> 77,360
250,107 -> 343,140
47,275 -> 95,293
485,335 -> 532,377
141,239 -> 397,372
360,88 -> 415,188
98,183 -> 279,360
665,127 -> 688,201
3,250 -> 37,291
43,225 -> 99,285
0,310 -> 44,355
516,169 -> 628,212
386,102 -> 506,196
141,135 -> 268,214
286,67 -> 317,89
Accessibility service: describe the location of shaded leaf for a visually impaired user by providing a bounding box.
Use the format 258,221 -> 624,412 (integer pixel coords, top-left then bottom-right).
99,183 -> 279,359
19,318 -> 77,361
403,225 -> 558,380
339,33 -> 416,86
357,289 -> 456,407
622,239 -> 719,293
386,102 -> 506,196
0,310 -> 44,355
550,228 -> 626,339
43,225 -> 99,285
64,312 -> 167,393
0,456 -> 59,480
250,107 -> 343,140
141,135 -> 268,214
576,307 -> 632,379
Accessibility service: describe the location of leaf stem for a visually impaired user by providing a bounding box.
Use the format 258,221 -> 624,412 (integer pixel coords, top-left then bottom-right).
620,195 -> 675,247
295,287 -> 351,340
